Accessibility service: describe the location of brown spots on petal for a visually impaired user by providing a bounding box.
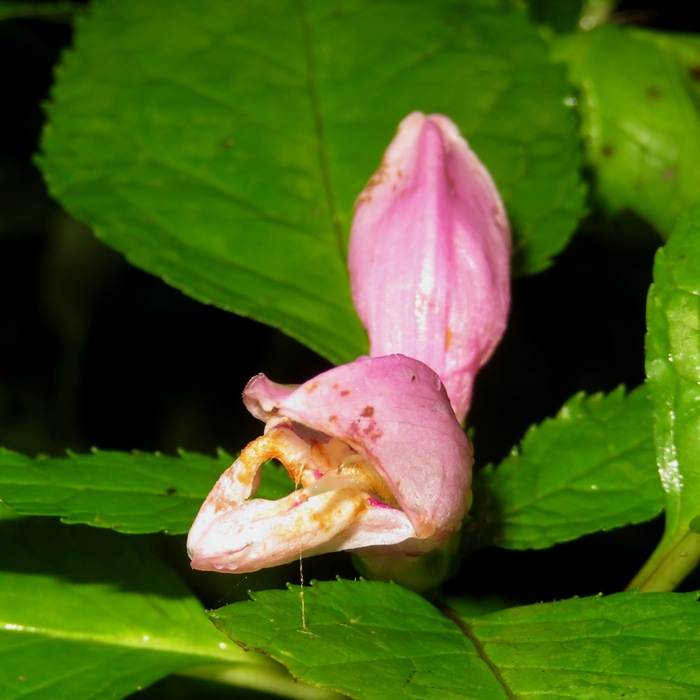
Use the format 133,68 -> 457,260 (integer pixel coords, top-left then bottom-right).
361,405 -> 374,418
305,381 -> 319,393
354,163 -> 389,209
347,419 -> 383,443
331,382 -> 351,396
445,327 -> 453,351
355,160 -> 406,209
364,423 -> 383,441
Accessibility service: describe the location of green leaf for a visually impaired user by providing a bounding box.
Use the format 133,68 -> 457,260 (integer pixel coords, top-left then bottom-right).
555,25 -> 700,236
0,517 -> 290,700
468,588 -> 700,699
211,579 -> 508,700
0,448 -> 292,534
467,386 -> 662,550
214,579 -> 700,700
0,1 -> 84,21
526,0 -> 615,34
647,206 -> 700,536
526,0 -> 585,34
631,204 -> 700,590
40,0 -> 585,367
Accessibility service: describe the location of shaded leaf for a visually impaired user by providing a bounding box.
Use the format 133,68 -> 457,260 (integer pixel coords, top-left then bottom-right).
526,0 -> 585,34
0,1 -> 85,21
0,448 -> 291,534
467,386 -> 662,550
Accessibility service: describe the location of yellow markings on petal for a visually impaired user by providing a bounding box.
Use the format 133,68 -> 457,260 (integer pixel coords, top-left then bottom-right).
239,426 -> 398,508
337,457 -> 399,508
238,428 -> 316,484
194,422 -> 400,567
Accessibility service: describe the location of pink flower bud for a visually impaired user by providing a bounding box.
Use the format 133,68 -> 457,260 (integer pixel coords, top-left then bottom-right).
187,354 -> 472,574
348,112 -> 511,423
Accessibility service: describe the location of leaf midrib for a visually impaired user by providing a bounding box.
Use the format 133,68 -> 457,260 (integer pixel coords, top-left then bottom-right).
0,620 -> 236,665
299,0 -> 347,263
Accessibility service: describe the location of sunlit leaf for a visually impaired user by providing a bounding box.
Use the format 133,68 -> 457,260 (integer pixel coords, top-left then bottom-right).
634,203 -> 700,589
555,25 -> 700,235
40,0 -> 585,366
0,516 -> 283,700
215,579 -> 700,700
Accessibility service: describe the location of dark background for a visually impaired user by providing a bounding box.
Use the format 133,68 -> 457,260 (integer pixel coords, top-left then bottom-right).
1,0 -> 698,625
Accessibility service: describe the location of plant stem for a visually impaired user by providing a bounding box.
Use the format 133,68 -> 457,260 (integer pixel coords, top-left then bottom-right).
627,528 -> 700,592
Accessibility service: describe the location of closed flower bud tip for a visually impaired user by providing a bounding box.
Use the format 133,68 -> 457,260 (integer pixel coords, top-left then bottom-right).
348,112 -> 511,423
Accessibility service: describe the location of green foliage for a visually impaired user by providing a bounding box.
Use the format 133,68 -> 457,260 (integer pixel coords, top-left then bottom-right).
631,204 -> 700,590
527,0 -> 616,34
469,586 -> 700,698
39,0 -> 585,368
0,448 -> 226,533
555,25 -> 700,235
216,579 -> 700,700
647,206 -> 700,534
0,509 -> 269,700
526,0 -> 585,34
0,2 -> 84,21
3,0 -> 700,698
0,448 -> 292,534
213,579 -> 506,700
467,386 -> 663,550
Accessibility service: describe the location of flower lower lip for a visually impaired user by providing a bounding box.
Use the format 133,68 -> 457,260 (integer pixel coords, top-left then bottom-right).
189,555 -> 236,572
189,555 -> 209,569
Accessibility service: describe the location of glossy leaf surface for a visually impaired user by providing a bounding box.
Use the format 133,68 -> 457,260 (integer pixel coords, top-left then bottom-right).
40,0 -> 585,365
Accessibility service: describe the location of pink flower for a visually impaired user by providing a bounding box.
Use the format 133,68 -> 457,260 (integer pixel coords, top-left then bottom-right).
187,354 -> 472,574
348,112 -> 511,423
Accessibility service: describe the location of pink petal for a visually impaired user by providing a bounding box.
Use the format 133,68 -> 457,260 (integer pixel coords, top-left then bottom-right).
244,354 -> 472,542
348,112 -> 511,422
189,487 -> 368,573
